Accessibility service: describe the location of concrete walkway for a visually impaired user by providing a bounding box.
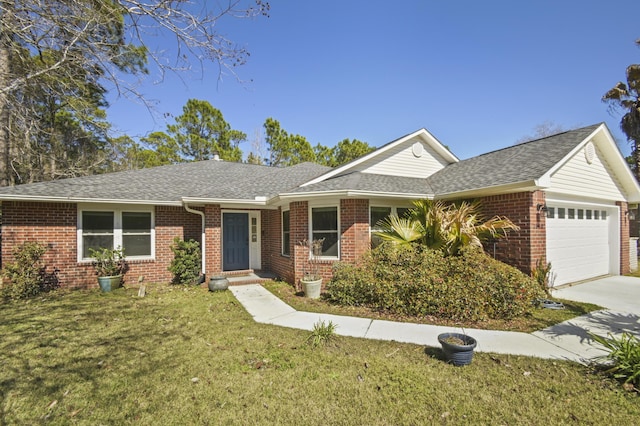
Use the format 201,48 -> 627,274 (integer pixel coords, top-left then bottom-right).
229,276 -> 640,364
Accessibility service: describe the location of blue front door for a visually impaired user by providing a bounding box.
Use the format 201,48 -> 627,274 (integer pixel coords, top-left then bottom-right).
223,212 -> 249,271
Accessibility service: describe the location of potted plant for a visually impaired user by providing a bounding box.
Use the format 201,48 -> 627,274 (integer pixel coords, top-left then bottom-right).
437,332 -> 477,366
298,238 -> 325,299
89,246 -> 126,292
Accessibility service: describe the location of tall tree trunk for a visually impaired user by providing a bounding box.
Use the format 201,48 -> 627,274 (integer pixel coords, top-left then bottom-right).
0,0 -> 17,186
0,6 -> 11,187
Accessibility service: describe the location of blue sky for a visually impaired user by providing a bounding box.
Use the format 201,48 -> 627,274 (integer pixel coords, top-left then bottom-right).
106,0 -> 640,160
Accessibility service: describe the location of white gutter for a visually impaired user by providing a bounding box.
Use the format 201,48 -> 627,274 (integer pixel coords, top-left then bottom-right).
181,197 -> 269,205
0,194 -> 182,206
276,189 -> 432,200
184,204 -> 206,276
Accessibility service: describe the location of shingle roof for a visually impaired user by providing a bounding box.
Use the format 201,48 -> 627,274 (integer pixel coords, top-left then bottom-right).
283,172 -> 435,196
0,160 -> 331,203
427,124 -> 601,195
0,124 -> 604,203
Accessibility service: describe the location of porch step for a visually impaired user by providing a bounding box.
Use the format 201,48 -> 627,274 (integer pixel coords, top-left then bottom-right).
220,270 -> 277,286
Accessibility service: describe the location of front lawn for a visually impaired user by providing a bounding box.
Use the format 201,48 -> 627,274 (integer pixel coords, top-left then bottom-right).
1,284 -> 636,425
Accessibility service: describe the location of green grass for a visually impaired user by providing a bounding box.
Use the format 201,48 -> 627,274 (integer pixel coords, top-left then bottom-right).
264,281 -> 603,333
1,284 -> 637,425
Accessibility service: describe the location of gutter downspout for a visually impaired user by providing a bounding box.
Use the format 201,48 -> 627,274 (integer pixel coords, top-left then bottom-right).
184,204 -> 206,280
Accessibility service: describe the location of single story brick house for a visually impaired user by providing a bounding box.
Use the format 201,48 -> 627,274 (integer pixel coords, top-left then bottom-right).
1,123 -> 639,289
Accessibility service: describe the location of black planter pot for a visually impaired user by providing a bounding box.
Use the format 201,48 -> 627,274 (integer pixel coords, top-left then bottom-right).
437,333 -> 477,366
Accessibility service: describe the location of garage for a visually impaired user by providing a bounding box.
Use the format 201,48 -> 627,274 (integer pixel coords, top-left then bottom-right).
545,202 -> 619,286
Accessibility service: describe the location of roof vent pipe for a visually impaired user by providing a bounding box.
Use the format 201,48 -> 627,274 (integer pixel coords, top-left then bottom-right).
212,151 -> 220,161
183,204 -> 206,278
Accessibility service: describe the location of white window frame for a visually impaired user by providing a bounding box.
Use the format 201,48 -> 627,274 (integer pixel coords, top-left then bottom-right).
282,208 -> 290,257
369,204 -> 412,235
309,203 -> 340,260
77,204 -> 155,262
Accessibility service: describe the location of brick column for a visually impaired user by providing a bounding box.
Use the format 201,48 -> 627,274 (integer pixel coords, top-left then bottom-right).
479,191 -> 546,275
290,201 -> 309,286
617,201 -> 630,275
340,199 -> 370,263
204,204 -> 221,275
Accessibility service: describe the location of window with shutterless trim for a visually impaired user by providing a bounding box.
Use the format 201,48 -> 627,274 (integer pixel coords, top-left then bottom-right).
282,209 -> 290,256
79,208 -> 154,260
311,206 -> 339,258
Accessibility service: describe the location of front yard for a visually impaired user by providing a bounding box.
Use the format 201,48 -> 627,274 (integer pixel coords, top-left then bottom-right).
1,283 -> 637,425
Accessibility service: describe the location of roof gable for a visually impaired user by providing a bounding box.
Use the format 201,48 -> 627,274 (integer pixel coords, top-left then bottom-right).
301,128 -> 458,187
426,123 -> 639,199
543,123 -> 640,203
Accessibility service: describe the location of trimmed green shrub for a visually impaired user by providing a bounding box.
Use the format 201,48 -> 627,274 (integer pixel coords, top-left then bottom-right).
326,244 -> 544,322
168,238 -> 201,284
1,241 -> 57,300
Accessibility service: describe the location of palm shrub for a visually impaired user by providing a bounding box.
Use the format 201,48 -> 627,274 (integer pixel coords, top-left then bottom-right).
590,332 -> 640,388
168,238 -> 201,284
326,244 -> 544,322
1,242 -> 52,300
375,199 -> 519,256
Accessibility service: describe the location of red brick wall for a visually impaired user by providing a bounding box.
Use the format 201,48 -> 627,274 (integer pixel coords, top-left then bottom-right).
204,204 -> 222,276
617,201 -> 630,275
263,207 -> 295,283
340,199 -> 370,263
1,201 -> 88,288
477,191 -> 546,275
1,202 -> 204,289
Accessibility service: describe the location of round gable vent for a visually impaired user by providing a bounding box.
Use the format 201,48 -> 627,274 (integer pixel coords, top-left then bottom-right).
412,142 -> 424,158
584,141 -> 595,164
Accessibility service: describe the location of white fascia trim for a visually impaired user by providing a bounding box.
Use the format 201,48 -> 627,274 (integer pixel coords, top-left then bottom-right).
277,190 -> 432,201
300,129 -> 459,188
0,194 -> 181,206
181,197 -> 269,206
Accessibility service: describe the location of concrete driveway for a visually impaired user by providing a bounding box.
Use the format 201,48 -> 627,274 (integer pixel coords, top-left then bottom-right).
552,275 -> 640,314
530,276 -> 640,361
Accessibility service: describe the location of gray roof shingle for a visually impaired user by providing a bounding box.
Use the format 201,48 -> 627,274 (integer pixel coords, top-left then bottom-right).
427,124 -> 601,195
0,124 -> 601,203
284,172 -> 435,196
0,160 -> 331,203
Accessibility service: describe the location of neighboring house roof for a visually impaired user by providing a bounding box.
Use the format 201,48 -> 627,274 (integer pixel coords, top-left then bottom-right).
1,122 -> 638,205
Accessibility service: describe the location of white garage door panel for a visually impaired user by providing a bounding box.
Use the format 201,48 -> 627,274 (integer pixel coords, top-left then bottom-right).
546,205 -> 614,286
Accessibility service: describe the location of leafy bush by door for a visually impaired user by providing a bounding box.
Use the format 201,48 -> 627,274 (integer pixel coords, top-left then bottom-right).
168,238 -> 201,285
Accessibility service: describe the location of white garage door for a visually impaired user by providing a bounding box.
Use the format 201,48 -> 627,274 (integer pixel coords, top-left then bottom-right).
546,204 -> 618,286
